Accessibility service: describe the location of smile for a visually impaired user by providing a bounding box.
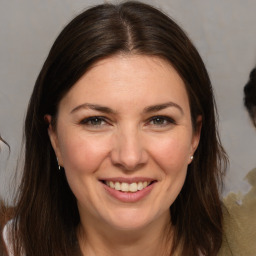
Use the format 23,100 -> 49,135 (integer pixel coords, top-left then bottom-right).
101,178 -> 156,202
105,181 -> 152,193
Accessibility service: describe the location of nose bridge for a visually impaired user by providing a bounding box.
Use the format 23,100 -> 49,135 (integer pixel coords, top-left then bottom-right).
111,123 -> 147,170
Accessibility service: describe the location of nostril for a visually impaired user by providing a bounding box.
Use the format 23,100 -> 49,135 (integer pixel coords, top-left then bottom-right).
116,163 -> 147,172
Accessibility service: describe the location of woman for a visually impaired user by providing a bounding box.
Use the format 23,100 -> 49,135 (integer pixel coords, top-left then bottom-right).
2,1 -> 228,255
219,66 -> 256,255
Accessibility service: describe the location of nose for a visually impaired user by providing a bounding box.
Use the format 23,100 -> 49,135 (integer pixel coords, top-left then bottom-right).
110,127 -> 148,171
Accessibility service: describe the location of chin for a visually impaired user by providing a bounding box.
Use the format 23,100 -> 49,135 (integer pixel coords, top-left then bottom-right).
104,208 -> 158,231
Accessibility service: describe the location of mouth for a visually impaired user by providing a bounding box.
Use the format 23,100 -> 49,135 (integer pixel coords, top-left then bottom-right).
100,178 -> 157,203
101,180 -> 156,193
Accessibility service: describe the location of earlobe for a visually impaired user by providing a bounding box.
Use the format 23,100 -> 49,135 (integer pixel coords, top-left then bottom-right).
44,114 -> 63,166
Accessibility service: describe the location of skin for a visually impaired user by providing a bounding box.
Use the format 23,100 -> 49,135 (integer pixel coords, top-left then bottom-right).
46,55 -> 201,256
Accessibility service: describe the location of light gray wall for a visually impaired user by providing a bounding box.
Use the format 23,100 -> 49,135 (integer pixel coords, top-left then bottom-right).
1,0 -> 256,202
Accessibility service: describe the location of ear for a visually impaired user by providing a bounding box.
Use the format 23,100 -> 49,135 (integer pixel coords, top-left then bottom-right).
44,114 -> 63,167
189,115 -> 202,163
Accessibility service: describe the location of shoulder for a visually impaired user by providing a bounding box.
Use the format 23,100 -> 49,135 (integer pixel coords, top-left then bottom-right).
219,177 -> 256,256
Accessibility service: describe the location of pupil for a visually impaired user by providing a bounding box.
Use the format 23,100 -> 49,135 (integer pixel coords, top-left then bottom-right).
155,118 -> 163,124
92,118 -> 101,125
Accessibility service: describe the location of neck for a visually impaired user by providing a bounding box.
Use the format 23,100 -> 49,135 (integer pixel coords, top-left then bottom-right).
77,212 -> 173,256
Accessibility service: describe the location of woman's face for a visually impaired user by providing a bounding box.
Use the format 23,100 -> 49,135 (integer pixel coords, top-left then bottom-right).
48,55 -> 201,232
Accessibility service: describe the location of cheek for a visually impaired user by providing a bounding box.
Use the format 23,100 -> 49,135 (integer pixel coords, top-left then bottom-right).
148,135 -> 191,172
59,133 -> 111,174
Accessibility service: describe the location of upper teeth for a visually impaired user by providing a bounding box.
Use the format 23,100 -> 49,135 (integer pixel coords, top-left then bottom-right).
106,181 -> 150,192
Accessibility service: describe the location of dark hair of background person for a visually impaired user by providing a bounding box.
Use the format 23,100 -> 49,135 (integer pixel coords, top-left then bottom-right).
244,67 -> 256,127
9,1 -> 228,256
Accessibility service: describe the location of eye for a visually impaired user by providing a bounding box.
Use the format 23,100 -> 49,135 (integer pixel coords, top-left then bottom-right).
147,116 -> 176,127
80,116 -> 108,127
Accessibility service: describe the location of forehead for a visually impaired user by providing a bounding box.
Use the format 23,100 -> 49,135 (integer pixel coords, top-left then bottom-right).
59,54 -> 190,114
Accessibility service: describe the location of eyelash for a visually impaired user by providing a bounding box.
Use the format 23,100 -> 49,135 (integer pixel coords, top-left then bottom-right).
79,115 -> 176,128
147,115 -> 176,127
80,116 -> 109,127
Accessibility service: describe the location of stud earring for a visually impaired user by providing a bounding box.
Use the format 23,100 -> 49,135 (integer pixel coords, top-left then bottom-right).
57,157 -> 61,170
190,155 -> 194,160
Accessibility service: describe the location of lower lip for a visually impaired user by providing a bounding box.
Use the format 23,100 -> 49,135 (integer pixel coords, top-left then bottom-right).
102,182 -> 155,203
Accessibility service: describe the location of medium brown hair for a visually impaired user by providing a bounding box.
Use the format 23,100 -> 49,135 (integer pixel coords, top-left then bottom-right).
11,1 -> 227,255
0,138 -> 11,256
0,198 -> 14,256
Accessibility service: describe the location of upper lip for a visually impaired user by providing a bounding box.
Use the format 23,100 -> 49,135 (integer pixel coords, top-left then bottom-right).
99,177 -> 156,184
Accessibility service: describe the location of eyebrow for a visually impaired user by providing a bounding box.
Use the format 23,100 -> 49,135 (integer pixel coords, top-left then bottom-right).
70,101 -> 184,115
70,103 -> 116,114
144,102 -> 184,115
